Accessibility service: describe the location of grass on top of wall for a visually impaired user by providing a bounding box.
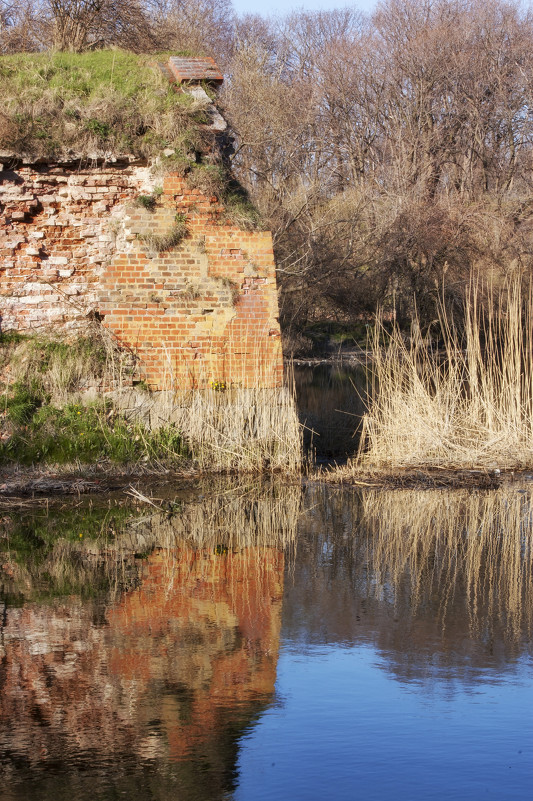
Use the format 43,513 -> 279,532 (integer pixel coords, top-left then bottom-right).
0,49 -> 209,160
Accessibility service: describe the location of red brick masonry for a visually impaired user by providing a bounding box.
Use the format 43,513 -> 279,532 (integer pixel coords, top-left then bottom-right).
0,163 -> 283,389
168,56 -> 224,85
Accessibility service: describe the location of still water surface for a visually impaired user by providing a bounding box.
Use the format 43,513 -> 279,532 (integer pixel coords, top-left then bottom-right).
1,481 -> 532,800
293,363 -> 367,460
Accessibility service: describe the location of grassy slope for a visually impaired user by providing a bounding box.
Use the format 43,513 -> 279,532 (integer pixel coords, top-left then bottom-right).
0,49 -> 206,159
0,332 -> 188,468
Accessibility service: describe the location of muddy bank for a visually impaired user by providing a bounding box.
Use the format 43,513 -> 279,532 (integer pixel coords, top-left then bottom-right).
2,464 -> 530,509
0,462 -> 202,506
319,466 -> 531,490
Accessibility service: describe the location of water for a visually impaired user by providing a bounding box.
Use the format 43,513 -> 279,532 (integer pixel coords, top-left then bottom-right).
1,481 -> 532,800
293,363 -> 367,460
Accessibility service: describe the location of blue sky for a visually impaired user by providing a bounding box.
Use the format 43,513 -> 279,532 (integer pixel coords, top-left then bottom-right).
232,0 -> 377,18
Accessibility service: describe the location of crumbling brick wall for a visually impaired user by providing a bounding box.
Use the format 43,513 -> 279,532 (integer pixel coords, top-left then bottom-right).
0,161 -> 283,389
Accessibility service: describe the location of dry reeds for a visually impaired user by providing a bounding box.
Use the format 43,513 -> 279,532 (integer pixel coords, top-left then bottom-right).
169,386 -> 302,473
111,383 -> 302,473
357,278 -> 533,470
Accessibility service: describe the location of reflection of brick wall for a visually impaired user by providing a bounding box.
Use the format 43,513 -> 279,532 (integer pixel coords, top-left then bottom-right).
107,546 -> 284,760
0,546 -> 284,768
0,165 -> 283,389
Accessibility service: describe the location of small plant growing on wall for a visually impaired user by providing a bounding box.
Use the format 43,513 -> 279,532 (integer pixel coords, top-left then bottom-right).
135,187 -> 163,212
183,282 -> 202,300
220,277 -> 241,305
138,213 -> 189,254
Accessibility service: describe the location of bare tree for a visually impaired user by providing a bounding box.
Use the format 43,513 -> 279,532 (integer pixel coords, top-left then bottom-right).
222,0 -> 533,336
148,0 -> 235,66
0,0 -> 41,52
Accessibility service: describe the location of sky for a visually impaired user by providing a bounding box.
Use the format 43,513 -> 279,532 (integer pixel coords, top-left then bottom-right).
232,0 -> 378,18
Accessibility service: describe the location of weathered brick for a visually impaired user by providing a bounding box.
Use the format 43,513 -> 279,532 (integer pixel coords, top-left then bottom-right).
2,164 -> 282,389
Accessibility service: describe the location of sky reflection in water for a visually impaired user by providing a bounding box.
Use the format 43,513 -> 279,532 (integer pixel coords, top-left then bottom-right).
237,643 -> 531,801
0,481 -> 532,800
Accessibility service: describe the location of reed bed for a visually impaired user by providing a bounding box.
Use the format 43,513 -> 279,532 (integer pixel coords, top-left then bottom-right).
111,383 -> 302,474
168,386 -> 302,473
356,279 -> 533,470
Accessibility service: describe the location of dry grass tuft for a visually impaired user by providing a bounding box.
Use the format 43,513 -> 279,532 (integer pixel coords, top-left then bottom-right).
355,278 -> 533,471
0,324 -> 134,405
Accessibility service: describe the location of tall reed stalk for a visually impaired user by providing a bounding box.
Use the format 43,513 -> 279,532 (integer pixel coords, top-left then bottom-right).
359,279 -> 533,470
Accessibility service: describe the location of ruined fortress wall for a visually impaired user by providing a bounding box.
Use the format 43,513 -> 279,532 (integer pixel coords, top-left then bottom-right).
0,162 -> 283,389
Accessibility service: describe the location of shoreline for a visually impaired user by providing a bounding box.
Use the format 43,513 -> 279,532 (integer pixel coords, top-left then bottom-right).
1,462 -> 530,507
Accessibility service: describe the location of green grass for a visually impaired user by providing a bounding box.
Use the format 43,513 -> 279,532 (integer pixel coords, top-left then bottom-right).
0,331 -> 27,346
0,50 -> 206,159
0,399 -> 188,466
3,381 -> 42,425
0,333 -> 189,466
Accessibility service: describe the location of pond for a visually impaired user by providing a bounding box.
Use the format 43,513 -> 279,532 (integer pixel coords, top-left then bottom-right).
1,479 -> 532,800
293,363 -> 367,461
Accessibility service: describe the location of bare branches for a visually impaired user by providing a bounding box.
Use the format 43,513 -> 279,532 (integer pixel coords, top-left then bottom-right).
220,0 -> 533,333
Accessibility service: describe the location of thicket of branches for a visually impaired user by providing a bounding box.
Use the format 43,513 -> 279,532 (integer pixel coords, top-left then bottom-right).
223,0 -> 533,335
0,1 -> 235,58
3,0 -> 533,336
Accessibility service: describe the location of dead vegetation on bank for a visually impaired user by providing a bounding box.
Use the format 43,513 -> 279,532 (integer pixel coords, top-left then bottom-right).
325,278 -> 533,480
0,327 -> 302,478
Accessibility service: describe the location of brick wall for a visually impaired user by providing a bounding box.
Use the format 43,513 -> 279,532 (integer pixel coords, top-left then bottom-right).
0,162 -> 283,389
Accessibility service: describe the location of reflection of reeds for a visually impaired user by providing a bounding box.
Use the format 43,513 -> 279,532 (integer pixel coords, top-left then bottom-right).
125,479 -> 301,559
0,479 -> 302,602
0,508 -> 139,605
357,280 -> 533,469
361,488 -> 533,641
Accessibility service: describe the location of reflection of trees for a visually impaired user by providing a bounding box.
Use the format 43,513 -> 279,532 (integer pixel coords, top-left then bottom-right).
294,364 -> 367,458
286,486 -> 533,682
0,481 -> 300,800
